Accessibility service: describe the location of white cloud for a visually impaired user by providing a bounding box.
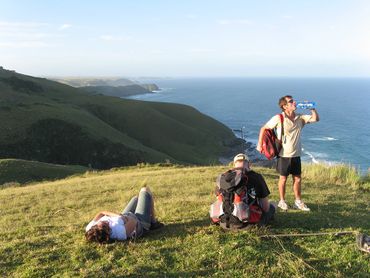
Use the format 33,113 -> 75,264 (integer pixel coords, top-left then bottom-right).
59,24 -> 72,31
99,35 -> 131,41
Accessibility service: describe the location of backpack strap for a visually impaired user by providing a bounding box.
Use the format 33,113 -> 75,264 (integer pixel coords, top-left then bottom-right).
277,113 -> 284,141
222,191 -> 234,228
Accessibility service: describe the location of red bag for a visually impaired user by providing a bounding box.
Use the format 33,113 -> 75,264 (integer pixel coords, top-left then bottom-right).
261,114 -> 284,160
248,204 -> 263,223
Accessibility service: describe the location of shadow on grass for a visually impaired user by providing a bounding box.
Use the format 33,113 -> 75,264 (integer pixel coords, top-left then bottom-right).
120,218 -> 219,277
0,247 -> 24,276
272,201 -> 370,232
146,197 -> 369,242
146,218 -> 210,240
125,268 -> 212,277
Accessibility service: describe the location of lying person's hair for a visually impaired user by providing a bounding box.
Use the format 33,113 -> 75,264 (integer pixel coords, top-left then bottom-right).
85,222 -> 111,243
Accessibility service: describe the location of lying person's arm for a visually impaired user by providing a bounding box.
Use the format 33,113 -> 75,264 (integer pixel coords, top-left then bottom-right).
92,211 -> 121,221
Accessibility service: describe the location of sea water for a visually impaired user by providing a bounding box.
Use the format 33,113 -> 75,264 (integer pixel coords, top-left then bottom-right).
129,78 -> 370,173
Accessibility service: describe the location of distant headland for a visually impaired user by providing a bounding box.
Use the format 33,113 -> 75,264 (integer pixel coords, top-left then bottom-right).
50,77 -> 160,98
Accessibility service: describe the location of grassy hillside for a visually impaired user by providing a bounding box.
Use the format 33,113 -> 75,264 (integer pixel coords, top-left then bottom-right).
0,159 -> 88,187
0,68 -> 241,168
0,163 -> 368,277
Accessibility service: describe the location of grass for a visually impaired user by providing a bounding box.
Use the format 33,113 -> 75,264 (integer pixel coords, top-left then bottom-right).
0,159 -> 88,187
0,163 -> 369,277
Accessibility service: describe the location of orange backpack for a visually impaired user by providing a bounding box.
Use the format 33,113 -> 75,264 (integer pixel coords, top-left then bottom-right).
210,189 -> 263,225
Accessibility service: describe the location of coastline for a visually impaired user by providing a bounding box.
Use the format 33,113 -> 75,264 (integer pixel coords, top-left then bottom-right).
219,138 -> 276,168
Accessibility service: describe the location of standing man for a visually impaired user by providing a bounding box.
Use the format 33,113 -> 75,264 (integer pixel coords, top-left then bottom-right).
256,95 -> 319,211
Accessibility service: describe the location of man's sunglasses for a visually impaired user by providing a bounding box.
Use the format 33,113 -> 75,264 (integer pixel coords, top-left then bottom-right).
287,99 -> 294,103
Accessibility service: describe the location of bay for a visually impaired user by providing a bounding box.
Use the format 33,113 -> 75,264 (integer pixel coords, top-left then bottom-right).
129,78 -> 370,173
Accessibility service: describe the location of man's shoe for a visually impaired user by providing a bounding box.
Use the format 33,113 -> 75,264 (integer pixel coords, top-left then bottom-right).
293,200 -> 311,211
278,200 -> 289,211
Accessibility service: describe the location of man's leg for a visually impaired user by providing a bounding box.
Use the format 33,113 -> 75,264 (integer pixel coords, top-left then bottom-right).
291,157 -> 310,211
260,197 -> 270,213
291,157 -> 302,200
277,175 -> 289,210
292,175 -> 310,211
259,203 -> 276,226
276,157 -> 290,210
278,175 -> 288,201
292,175 -> 302,200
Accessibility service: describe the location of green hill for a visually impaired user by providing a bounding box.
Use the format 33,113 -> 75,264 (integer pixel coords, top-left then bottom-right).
0,163 -> 368,277
0,68 -> 242,169
0,159 -> 88,186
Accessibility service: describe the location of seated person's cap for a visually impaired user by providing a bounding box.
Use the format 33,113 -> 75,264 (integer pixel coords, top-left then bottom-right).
233,153 -> 249,163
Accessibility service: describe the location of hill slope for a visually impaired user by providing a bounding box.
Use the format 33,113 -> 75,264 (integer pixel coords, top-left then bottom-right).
0,68 -> 242,168
0,164 -> 368,277
0,159 -> 88,186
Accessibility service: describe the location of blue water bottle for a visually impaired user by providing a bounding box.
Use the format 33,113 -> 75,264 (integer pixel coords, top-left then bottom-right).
296,101 -> 316,109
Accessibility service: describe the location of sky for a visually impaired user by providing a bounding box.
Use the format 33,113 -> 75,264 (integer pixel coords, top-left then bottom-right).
1,0 -> 370,77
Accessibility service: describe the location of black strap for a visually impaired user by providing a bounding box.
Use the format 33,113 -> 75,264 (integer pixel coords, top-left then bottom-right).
222,192 -> 234,228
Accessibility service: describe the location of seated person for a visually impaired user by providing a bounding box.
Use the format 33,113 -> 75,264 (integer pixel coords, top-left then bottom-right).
210,153 -> 276,229
85,187 -> 163,243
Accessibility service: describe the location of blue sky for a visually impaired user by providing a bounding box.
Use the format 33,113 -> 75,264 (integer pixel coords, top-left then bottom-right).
1,0 -> 369,77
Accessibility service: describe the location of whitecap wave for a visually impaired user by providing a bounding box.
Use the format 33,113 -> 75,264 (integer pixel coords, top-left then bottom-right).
301,148 -> 340,166
303,150 -> 319,164
309,137 -> 338,141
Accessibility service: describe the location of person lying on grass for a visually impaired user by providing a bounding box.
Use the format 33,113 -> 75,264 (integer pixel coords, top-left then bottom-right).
85,187 -> 163,243
210,153 -> 276,229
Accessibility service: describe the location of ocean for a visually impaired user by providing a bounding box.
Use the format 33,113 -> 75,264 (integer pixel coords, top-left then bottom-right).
129,78 -> 370,173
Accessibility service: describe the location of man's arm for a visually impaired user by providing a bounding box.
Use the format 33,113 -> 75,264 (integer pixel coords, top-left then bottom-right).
256,125 -> 268,152
254,173 -> 272,212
